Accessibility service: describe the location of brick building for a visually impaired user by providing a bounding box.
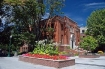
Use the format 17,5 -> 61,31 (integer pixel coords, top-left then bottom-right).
80,26 -> 87,38
40,16 -> 80,51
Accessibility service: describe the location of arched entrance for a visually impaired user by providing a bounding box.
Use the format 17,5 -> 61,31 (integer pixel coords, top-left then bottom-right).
70,34 -> 75,49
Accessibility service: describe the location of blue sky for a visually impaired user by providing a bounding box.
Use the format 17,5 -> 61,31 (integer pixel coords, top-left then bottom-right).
1,0 -> 105,27
62,0 -> 105,27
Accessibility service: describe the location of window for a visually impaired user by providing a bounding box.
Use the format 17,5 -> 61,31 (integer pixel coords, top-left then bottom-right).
82,30 -> 85,33
70,27 -> 74,33
51,24 -> 54,28
61,35 -> 63,44
61,24 -> 63,30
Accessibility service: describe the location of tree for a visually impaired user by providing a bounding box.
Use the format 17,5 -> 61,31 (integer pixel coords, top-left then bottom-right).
3,0 -> 45,47
3,0 -> 65,40
1,0 -> 65,52
80,36 -> 98,52
12,31 -> 35,50
0,0 -> 3,26
45,0 -> 65,17
86,9 -> 105,50
0,0 -> 3,15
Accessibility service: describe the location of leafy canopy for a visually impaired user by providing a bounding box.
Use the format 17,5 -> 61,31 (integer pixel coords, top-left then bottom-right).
86,9 -> 105,44
80,36 -> 98,52
0,0 -> 65,51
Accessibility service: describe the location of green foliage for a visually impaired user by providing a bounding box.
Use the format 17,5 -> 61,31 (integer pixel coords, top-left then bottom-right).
59,51 -> 68,55
3,0 -> 65,39
33,40 -> 59,55
0,0 -> 3,15
46,27 -> 54,33
67,46 -> 71,49
80,36 -> 98,52
4,0 -> 26,5
45,0 -> 65,17
12,32 -> 35,46
0,43 -> 17,53
87,9 -> 105,44
0,44 -> 8,50
97,51 -> 104,54
1,0 -> 65,52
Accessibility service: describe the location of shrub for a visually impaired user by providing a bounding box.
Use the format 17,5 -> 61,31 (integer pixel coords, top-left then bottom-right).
59,51 -> 68,55
33,40 -> 59,55
80,35 -> 98,52
98,51 -> 104,54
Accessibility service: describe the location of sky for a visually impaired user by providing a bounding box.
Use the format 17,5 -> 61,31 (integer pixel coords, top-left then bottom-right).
1,0 -> 105,28
62,0 -> 105,27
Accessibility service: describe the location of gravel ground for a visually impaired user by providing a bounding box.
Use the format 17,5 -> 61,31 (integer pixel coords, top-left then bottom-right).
0,56 -> 105,69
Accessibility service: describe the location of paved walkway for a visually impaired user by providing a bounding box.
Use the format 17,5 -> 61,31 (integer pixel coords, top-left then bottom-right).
0,56 -> 105,69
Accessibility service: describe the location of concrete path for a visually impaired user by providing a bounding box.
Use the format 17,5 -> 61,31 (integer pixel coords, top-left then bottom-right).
0,56 -> 105,69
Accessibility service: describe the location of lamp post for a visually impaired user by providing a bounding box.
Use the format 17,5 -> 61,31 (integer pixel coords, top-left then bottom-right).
8,35 -> 12,57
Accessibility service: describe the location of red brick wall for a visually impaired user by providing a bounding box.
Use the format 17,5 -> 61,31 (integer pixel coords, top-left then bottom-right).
41,15 -> 80,47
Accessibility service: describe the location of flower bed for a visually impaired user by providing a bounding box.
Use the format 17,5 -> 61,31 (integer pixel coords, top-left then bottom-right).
19,53 -> 75,68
